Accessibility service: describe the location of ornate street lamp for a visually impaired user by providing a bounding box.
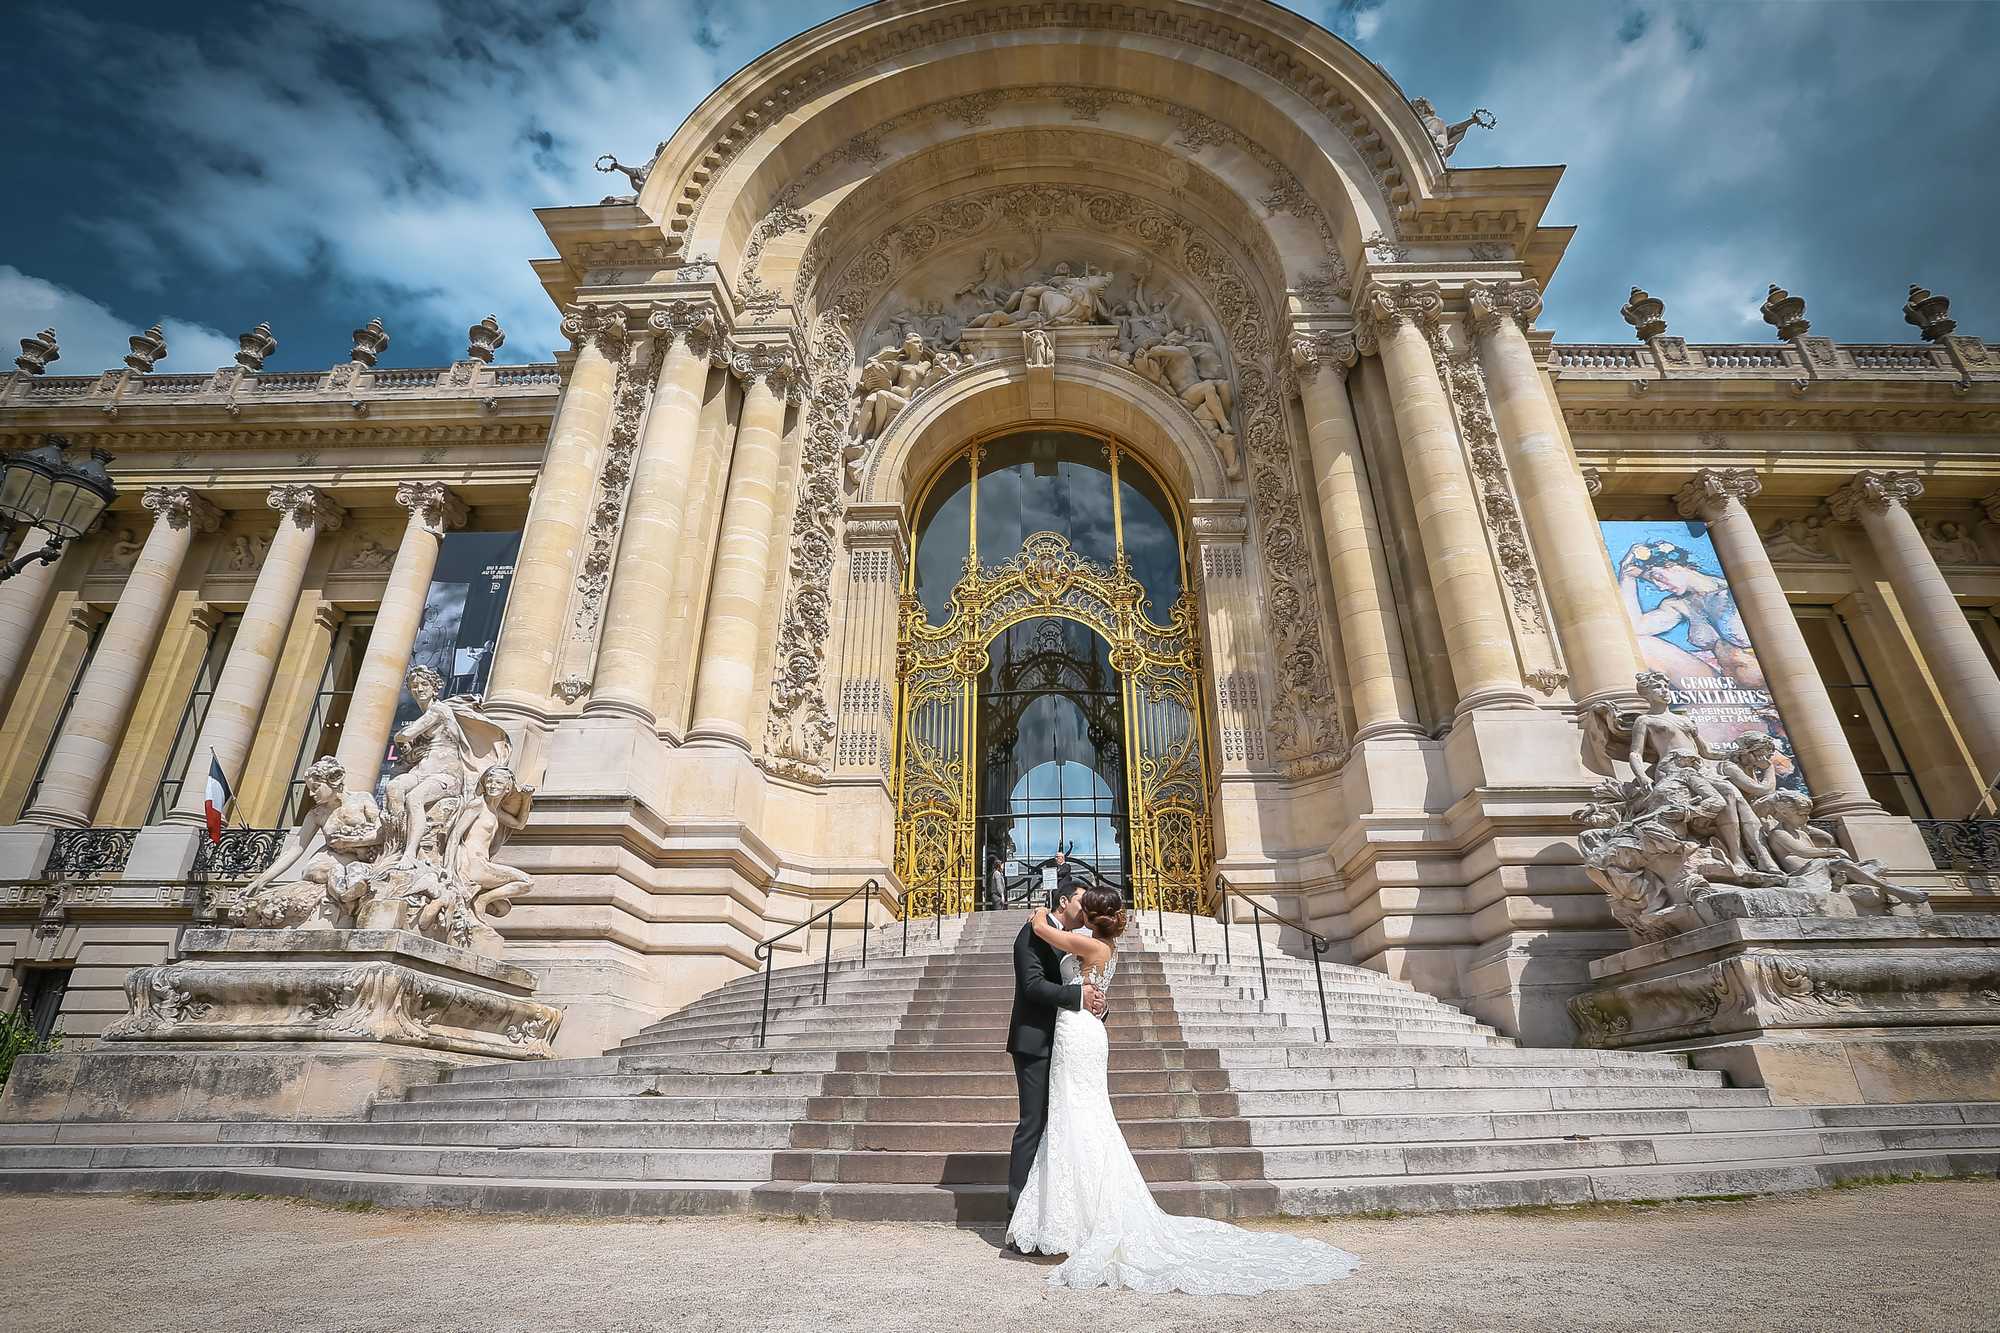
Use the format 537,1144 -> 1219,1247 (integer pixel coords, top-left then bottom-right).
0,436 -> 118,581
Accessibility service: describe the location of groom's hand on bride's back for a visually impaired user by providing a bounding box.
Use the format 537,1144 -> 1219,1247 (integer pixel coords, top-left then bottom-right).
1083,983 -> 1106,1017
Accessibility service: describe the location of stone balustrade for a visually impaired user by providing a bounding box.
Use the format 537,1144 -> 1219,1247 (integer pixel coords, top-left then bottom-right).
1549,335 -> 1991,384
0,360 -> 563,418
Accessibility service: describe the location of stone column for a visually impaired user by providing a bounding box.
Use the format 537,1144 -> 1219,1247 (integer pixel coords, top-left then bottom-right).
0,528 -> 67,724
687,342 -> 799,748
333,482 -> 467,778
486,305 -> 627,713
1469,281 -> 1642,705
1677,469 -> 1881,816
1358,283 -> 1533,713
165,485 -> 345,824
1290,331 -> 1422,738
1830,469 -> 2000,788
590,301 -> 720,723
24,488 -> 221,827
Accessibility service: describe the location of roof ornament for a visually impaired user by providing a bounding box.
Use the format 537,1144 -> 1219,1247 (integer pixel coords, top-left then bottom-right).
14,327 -> 58,376
1902,285 -> 1956,343
1411,98 -> 1495,159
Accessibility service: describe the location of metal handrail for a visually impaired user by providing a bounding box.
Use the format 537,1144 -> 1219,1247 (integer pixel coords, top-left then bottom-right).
752,877 -> 881,1049
1214,876 -> 1333,1043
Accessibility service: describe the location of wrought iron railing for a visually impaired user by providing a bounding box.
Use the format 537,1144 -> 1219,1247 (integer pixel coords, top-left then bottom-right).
1215,876 -> 1333,1043
190,828 -> 285,880
1914,820 -> 2000,873
44,828 -> 137,878
754,878 -> 884,1048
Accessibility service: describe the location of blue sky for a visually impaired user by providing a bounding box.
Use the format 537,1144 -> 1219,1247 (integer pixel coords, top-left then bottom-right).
3,1 -> 1995,372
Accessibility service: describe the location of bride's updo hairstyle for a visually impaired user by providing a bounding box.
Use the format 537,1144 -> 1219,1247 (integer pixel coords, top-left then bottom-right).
1079,886 -> 1127,942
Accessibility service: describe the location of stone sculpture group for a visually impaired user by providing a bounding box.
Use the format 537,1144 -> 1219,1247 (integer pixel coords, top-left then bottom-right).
228,665 -> 535,960
1578,671 -> 1928,944
844,260 -> 1239,479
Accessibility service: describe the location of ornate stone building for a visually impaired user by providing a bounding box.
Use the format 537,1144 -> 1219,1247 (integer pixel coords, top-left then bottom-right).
2,0 -> 1997,1069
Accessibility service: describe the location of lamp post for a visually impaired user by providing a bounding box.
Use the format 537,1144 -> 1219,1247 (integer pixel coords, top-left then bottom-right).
0,437 -> 118,580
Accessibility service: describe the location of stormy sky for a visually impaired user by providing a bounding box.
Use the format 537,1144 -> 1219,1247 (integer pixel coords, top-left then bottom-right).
3,1 -> 1993,373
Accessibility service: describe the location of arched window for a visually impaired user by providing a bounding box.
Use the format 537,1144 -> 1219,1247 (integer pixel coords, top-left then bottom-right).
910,430 -> 1184,621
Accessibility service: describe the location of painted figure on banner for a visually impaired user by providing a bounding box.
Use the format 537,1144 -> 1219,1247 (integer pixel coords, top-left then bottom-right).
1600,519 -> 1804,795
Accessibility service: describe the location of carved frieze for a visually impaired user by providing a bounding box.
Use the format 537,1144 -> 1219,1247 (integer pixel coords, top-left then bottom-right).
808,181 -> 1344,776
567,336 -> 657,652
762,311 -> 852,783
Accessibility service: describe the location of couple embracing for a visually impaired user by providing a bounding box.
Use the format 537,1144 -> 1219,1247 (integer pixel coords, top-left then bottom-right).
1001,880 -> 1359,1294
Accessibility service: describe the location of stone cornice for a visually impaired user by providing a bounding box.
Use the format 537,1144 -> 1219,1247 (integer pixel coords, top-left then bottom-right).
1564,404 -> 2000,436
1828,469 -> 1924,522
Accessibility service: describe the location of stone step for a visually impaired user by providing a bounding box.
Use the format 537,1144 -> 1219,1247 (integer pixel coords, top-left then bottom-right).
274,1119 -> 802,1150
265,1143 -> 781,1182
12,1143 -> 1999,1225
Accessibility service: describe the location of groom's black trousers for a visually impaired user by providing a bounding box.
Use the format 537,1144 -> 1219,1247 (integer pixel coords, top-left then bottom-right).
1008,1050 -> 1053,1210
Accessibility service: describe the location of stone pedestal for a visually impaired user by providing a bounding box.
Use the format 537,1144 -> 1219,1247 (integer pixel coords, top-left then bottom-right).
0,928 -> 562,1125
104,928 -> 561,1056
1571,914 -> 2000,1104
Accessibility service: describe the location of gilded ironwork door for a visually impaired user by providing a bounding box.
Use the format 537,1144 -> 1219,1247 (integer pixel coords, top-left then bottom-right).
895,525 -> 1212,914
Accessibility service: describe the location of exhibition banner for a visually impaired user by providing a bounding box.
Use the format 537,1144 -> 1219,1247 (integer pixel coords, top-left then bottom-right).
1600,519 -> 1808,793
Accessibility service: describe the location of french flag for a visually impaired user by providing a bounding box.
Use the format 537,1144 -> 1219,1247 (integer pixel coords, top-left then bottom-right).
203,753 -> 233,843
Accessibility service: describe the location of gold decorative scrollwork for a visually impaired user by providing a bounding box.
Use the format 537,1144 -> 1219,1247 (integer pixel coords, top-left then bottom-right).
894,520 -> 1213,916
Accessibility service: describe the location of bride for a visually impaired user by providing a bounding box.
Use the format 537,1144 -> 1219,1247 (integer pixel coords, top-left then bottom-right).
1006,887 -> 1360,1293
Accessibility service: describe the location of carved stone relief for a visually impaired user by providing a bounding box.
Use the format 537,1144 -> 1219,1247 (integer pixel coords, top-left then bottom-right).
762,311 -> 851,783
706,71 -> 1369,301
1760,515 -> 1837,563
808,181 -> 1342,776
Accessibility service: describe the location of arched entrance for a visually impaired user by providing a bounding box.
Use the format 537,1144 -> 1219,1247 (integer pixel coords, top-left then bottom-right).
895,429 -> 1211,916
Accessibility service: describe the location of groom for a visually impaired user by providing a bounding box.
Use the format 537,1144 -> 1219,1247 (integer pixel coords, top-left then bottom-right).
1006,882 -> 1106,1217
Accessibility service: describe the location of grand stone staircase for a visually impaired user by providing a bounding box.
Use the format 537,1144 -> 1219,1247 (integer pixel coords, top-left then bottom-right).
5,909 -> 2000,1217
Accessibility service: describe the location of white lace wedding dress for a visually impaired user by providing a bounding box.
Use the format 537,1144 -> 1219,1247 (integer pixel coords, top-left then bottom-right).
1005,942 -> 1361,1293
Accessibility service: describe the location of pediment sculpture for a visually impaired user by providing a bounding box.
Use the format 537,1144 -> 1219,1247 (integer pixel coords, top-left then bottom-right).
227,666 -> 536,959
1578,671 -> 1927,943
846,259 -> 1242,485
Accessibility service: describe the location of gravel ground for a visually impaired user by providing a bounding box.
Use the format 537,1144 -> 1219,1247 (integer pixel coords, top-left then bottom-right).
3,1181 -> 1998,1332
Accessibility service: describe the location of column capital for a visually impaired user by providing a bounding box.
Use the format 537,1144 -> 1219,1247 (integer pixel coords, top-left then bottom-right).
1581,466 -> 1604,498
1983,491 -> 2000,525
647,298 -> 722,360
1356,281 -> 1444,346
64,603 -> 105,635
394,480 -> 468,537
725,339 -> 803,400
1288,331 -> 1359,387
1187,496 -> 1251,543
1828,469 -> 1924,523
560,302 -> 632,357
140,487 -> 222,534
1675,467 -> 1762,521
1465,279 -> 1543,337
266,483 -> 346,533
188,601 -> 228,635
313,602 -> 346,634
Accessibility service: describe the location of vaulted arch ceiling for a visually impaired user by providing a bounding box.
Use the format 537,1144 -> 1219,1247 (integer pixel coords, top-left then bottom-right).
638,0 -> 1459,304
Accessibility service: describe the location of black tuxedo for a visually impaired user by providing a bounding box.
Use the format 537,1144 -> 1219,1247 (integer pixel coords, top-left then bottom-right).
1006,918 -> 1082,1211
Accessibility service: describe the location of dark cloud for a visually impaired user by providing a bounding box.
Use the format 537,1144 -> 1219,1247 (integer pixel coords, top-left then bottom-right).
1,1 -> 1992,370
